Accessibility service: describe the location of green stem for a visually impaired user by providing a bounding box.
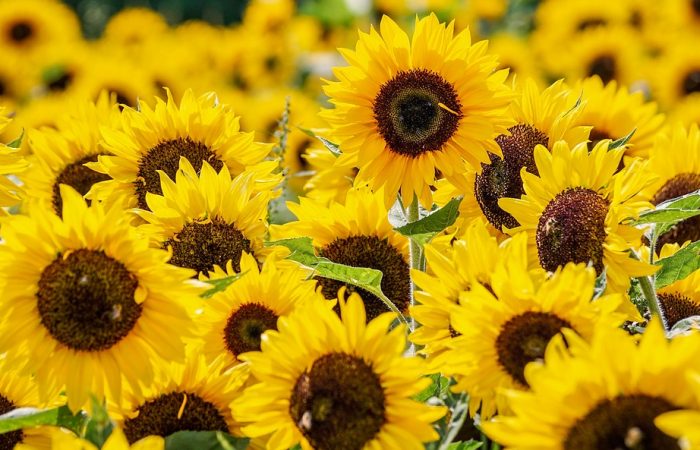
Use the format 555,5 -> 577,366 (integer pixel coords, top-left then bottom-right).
406,197 -> 424,334
631,251 -> 668,331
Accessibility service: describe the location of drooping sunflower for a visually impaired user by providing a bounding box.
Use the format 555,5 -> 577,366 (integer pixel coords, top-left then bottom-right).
199,252 -> 327,370
482,322 -> 700,449
499,140 -> 656,293
24,92 -> 119,216
409,220 -> 525,368
0,108 -> 27,213
88,89 -> 278,210
0,186 -> 203,411
232,293 -> 446,450
643,123 -> 700,249
447,254 -> 626,418
0,0 -> 80,57
112,355 -> 248,444
135,158 -> 274,276
272,187 -> 410,321
321,14 -> 512,208
655,372 -> 700,450
572,75 -> 665,162
434,78 -> 589,235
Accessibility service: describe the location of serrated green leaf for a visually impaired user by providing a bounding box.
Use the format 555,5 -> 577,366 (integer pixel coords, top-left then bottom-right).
668,315 -> 700,338
0,405 -> 88,434
82,396 -> 114,448
632,189 -> 700,226
266,237 -> 408,324
609,128 -> 636,150
201,271 -> 248,299
7,130 -> 24,149
164,431 -> 249,450
395,197 -> 462,245
655,240 -> 700,289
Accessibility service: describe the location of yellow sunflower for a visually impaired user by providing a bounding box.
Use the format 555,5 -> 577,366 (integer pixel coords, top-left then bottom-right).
668,94 -> 700,128
0,0 -> 80,57
447,254 -> 626,418
650,34 -> 700,108
321,14 -> 512,208
24,92 -> 119,216
88,89 -> 278,210
103,7 -> 169,47
499,140 -> 656,293
272,187 -> 410,321
27,41 -> 94,100
572,75 -> 665,161
482,322 -> 700,449
232,293 -> 446,450
112,355 -> 248,444
0,186 -> 203,411
302,146 -> 357,206
435,77 -> 589,235
134,158 -> 275,276
19,428 -> 164,450
644,123 -> 700,249
488,34 -> 544,86
0,360 -> 62,449
0,108 -> 27,213
656,372 -> 700,450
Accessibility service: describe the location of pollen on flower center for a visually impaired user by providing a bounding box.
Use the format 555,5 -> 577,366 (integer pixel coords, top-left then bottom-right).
163,218 -> 251,275
37,249 -> 141,352
657,292 -> 700,329
563,395 -> 680,450
316,235 -> 410,321
536,187 -> 609,274
495,311 -> 572,387
373,69 -> 462,157
290,352 -> 386,450
123,391 -> 229,444
135,137 -> 224,210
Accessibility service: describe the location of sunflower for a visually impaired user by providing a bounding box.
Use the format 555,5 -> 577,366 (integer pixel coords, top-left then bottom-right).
24,92 -> 119,216
272,187 -> 410,322
647,244 -> 700,329
488,34 -> 544,86
199,252 -> 326,371
27,41 -> 94,99
534,0 -> 629,41
0,108 -> 27,212
0,53 -> 27,107
651,36 -> 700,108
134,158 -> 275,276
321,14 -> 512,208
482,322 -> 700,449
302,146 -> 357,206
232,293 -> 446,450
0,360 -> 62,449
643,123 -> 700,249
409,220 -> 522,368
668,94 -> 700,128
0,186 -> 203,411
103,7 -> 169,47
20,428 -> 164,450
572,75 -> 665,161
447,255 -> 626,418
655,372 -> 700,450
87,89 -> 278,210
0,0 -> 80,57
112,355 -> 248,444
435,78 -> 589,235
499,140 -> 656,293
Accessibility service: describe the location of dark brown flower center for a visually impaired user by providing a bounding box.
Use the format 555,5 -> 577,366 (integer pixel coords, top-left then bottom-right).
223,302 -> 278,357
123,391 -> 229,444
577,17 -> 607,31
316,235 -> 410,322
651,173 -> 700,249
47,71 -> 74,92
588,55 -> 617,85
163,218 -> 251,275
694,0 -> 700,16
474,124 -> 548,230
564,395 -> 680,450
495,311 -> 572,387
52,154 -> 111,216
374,69 -> 461,157
658,292 -> 700,329
588,128 -> 612,149
37,249 -> 141,351
8,21 -> 33,43
135,137 -> 224,209
290,352 -> 385,450
682,70 -> 700,96
536,187 -> 609,274
0,394 -> 24,449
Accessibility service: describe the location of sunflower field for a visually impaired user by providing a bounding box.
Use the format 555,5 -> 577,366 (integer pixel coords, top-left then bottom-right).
2,0 -> 700,448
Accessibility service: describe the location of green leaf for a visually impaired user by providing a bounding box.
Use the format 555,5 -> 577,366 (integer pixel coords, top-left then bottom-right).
164,431 -> 250,450
668,315 -> 700,338
0,405 -> 88,435
655,240 -> 700,289
447,442 -> 483,450
414,374 -> 452,403
395,197 -> 462,245
82,396 -> 115,448
593,268 -> 607,300
608,128 -> 636,150
266,237 -> 408,324
201,271 -> 248,299
633,189 -> 700,225
7,130 -> 24,149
